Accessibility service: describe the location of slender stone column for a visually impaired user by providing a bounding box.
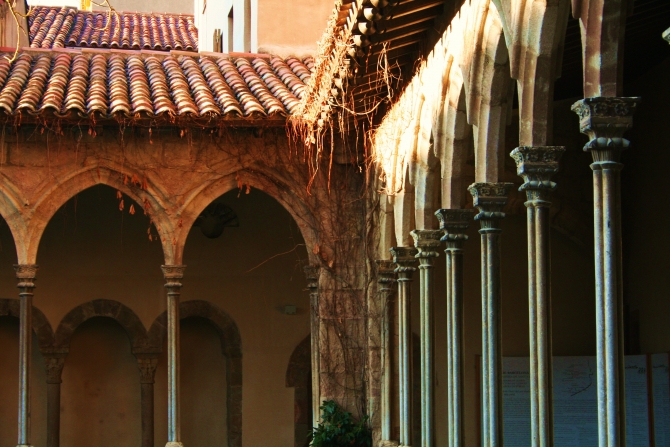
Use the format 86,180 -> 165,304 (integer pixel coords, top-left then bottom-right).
390,247 -> 417,447
136,355 -> 159,447
161,265 -> 186,447
467,183 -> 513,447
44,354 -> 66,447
510,146 -> 565,447
410,230 -> 442,447
304,265 -> 321,428
15,264 -> 38,447
434,209 -> 473,447
375,260 -> 397,443
572,97 -> 640,447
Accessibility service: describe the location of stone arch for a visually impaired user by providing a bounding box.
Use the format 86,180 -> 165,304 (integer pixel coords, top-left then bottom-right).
286,335 -> 312,447
25,164 -> 177,265
439,79 -> 473,209
0,173 -> 30,263
173,169 -> 319,265
0,298 -> 54,352
469,10 -> 513,183
54,299 -> 149,353
148,300 -> 243,447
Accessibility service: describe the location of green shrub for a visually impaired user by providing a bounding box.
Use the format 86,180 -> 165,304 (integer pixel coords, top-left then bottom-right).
310,400 -> 372,447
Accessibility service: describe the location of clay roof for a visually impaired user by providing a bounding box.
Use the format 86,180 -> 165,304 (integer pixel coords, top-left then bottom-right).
0,49 -> 314,122
28,6 -> 198,52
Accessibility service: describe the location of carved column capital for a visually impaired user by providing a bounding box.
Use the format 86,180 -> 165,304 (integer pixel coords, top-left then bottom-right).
161,265 -> 185,291
410,229 -> 443,267
44,355 -> 66,384
136,355 -> 159,384
467,183 -> 514,231
14,264 -> 38,289
303,265 -> 320,291
435,209 -> 473,250
664,27 -> 670,44
389,247 -> 417,281
375,260 -> 396,293
510,146 -> 565,204
571,97 -> 640,162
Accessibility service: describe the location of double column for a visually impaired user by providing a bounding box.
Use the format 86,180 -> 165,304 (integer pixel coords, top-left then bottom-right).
15,264 -> 38,447
390,247 -> 417,447
435,209 -> 473,447
571,97 -> 639,447
304,265 -> 321,427
162,264 -> 186,447
375,260 -> 396,443
410,230 -> 442,447
467,183 -> 513,447
510,146 -> 565,447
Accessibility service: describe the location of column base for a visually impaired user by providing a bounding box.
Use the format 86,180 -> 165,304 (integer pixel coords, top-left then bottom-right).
165,443 -> 184,447
379,441 -> 400,447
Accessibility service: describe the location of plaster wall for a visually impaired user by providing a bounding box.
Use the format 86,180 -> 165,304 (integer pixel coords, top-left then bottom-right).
256,0 -> 333,57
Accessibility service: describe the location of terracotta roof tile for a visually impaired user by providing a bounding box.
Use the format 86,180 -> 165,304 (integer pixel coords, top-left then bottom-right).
0,50 -> 313,121
29,7 -> 198,52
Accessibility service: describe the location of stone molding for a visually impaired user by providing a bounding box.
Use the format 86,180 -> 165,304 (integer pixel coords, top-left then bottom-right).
136,355 -> 159,384
14,264 -> 38,289
410,230 -> 443,261
389,247 -> 418,277
467,183 -> 514,230
571,97 -> 641,158
303,265 -> 320,290
510,146 -> 565,203
375,260 -> 396,292
435,209 -> 473,247
44,356 -> 66,384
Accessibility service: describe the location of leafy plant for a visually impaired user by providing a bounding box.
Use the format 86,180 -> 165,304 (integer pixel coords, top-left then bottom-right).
311,400 -> 372,447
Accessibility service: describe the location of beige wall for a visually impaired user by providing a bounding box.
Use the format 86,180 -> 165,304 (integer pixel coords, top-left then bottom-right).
257,0 -> 333,56
100,0 -> 192,14
0,185 -> 309,447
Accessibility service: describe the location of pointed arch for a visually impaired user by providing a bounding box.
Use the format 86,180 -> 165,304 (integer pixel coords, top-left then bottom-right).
172,169 -> 319,265
22,164 -> 176,265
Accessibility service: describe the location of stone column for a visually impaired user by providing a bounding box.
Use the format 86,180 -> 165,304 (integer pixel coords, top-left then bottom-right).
571,97 -> 640,447
467,183 -> 513,447
390,247 -> 417,447
304,265 -> 321,428
161,265 -> 186,447
434,209 -> 473,447
136,355 -> 159,447
15,264 -> 38,447
44,354 -> 66,447
510,146 -> 565,447
410,230 -> 442,447
375,260 -> 396,444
